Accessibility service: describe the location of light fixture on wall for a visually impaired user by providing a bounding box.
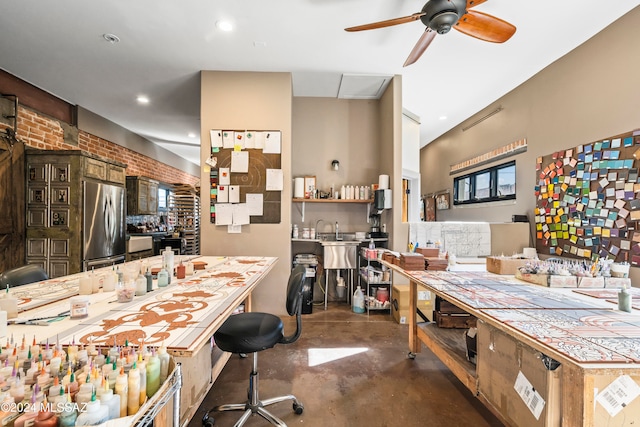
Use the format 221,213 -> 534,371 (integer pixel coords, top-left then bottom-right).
331,160 -> 340,171
634,147 -> 640,159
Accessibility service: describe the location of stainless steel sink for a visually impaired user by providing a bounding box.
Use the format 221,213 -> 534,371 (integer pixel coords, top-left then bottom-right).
317,233 -> 357,243
319,236 -> 359,269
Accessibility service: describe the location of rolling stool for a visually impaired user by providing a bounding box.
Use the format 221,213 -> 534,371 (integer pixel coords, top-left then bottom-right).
202,265 -> 306,427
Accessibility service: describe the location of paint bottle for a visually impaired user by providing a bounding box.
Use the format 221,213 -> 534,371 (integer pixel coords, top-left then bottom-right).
146,349 -> 160,398
57,392 -> 77,427
145,267 -> 153,293
137,354 -> 147,406
619,285 -> 632,312
127,362 -> 140,415
115,367 -> 128,417
98,380 -> 120,420
157,344 -> 170,383
135,268 -> 147,296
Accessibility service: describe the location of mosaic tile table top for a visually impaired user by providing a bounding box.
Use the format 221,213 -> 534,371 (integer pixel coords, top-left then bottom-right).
404,270 -> 605,310
402,269 -> 640,364
16,256 -> 277,355
482,308 -> 640,363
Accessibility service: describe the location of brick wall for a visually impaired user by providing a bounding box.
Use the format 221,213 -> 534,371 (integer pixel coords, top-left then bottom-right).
5,106 -> 198,186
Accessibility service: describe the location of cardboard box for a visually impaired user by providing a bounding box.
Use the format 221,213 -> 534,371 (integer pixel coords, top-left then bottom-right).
486,256 -> 529,275
477,321 -> 562,427
391,284 -> 433,324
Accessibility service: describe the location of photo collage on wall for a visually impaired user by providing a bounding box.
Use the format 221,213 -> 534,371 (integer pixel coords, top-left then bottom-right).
535,130 -> 640,264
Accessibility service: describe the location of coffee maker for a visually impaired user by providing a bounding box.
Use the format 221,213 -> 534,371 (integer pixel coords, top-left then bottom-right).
368,211 -> 387,238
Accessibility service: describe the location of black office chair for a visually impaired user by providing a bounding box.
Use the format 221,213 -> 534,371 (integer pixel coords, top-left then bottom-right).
203,265 -> 306,427
0,264 -> 48,288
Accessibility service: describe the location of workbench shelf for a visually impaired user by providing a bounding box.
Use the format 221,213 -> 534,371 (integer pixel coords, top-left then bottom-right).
359,247 -> 391,314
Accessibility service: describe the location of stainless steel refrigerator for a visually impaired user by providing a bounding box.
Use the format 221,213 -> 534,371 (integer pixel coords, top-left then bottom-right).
83,181 -> 126,270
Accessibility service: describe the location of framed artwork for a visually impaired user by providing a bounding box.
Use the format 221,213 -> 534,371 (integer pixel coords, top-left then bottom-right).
436,193 -> 450,210
304,176 -> 316,199
424,196 -> 436,221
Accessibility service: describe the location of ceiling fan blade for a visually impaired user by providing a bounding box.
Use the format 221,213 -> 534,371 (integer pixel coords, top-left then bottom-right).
345,12 -> 425,32
403,29 -> 436,67
466,0 -> 488,9
454,10 -> 516,43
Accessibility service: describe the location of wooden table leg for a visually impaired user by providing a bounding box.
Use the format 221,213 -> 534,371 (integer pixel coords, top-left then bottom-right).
409,280 -> 421,356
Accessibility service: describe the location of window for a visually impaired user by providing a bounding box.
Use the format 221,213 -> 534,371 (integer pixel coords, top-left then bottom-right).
453,161 -> 516,205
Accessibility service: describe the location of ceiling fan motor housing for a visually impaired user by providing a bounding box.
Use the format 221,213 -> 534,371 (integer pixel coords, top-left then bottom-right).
421,0 -> 467,34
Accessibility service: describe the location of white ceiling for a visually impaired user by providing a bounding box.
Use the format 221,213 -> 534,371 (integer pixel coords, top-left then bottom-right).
1,1 -> 638,166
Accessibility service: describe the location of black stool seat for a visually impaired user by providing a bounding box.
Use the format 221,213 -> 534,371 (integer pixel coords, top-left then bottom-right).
203,265 -> 306,427
215,312 -> 284,354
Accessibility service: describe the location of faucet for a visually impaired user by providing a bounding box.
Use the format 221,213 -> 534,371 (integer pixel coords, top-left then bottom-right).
335,221 -> 340,240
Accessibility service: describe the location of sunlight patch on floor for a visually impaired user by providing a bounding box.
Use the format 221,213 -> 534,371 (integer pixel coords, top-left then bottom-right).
308,347 -> 369,367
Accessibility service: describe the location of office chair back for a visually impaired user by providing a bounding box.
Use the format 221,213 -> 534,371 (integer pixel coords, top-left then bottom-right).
281,264 -> 306,345
0,264 -> 48,288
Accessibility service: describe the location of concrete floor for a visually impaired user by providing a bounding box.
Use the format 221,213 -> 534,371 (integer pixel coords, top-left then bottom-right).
190,304 -> 504,427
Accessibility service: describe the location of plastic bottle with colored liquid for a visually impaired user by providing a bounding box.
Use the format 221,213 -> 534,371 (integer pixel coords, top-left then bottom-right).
157,344 -> 170,383
146,349 -> 160,398
136,354 -> 147,406
57,392 -> 77,427
99,379 -> 120,420
115,367 -> 128,417
127,362 -> 140,415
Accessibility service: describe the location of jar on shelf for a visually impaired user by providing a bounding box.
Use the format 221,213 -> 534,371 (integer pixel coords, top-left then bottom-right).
376,287 -> 389,303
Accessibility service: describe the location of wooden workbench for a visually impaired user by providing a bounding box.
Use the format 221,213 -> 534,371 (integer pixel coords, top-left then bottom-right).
385,262 -> 640,427
7,255 -> 277,426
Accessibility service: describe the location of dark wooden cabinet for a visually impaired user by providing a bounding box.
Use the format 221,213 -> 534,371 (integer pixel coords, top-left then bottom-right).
126,176 -> 159,215
25,150 -> 126,277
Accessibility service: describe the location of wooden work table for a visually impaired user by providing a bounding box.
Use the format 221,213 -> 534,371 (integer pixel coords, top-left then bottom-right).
384,262 -> 640,427
7,255 -> 277,426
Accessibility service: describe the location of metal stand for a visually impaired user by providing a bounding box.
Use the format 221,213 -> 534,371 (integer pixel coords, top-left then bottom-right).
133,362 -> 183,426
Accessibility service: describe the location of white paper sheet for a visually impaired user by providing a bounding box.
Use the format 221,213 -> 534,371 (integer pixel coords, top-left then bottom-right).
234,131 -> 245,149
222,131 -> 234,149
596,374 -> 640,417
513,371 -> 545,420
254,132 -> 265,150
231,151 -> 249,173
266,169 -> 283,191
217,186 -> 228,203
210,130 -> 223,147
219,168 -> 231,185
229,185 -> 240,203
263,131 -> 281,154
245,131 -> 255,149
246,193 -> 263,216
228,224 -> 242,233
232,203 -> 250,225
215,204 -> 233,225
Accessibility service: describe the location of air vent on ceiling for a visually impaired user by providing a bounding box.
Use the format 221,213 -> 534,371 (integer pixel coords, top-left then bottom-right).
337,74 -> 392,99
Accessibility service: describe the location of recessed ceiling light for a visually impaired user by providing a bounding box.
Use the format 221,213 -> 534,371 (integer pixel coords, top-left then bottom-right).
216,20 -> 233,32
136,96 -> 149,104
103,33 -> 120,44
438,115 -> 448,120
188,132 -> 196,138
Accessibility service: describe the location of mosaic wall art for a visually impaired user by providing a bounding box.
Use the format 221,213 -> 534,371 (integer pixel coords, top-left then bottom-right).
534,129 -> 640,263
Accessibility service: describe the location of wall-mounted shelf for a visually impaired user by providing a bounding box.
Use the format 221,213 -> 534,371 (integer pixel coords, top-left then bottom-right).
292,198 -> 373,222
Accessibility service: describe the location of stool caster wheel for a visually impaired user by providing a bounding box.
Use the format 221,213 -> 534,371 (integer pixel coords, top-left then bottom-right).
408,352 -> 416,359
293,402 -> 304,415
202,413 -> 215,427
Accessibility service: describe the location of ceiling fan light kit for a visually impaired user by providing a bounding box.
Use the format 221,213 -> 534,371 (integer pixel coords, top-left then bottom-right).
345,0 -> 516,66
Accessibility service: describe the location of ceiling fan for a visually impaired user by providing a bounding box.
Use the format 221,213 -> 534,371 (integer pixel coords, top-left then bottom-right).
345,0 -> 516,67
